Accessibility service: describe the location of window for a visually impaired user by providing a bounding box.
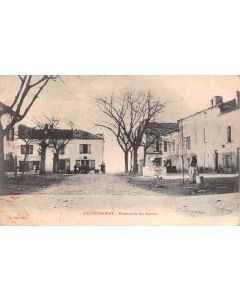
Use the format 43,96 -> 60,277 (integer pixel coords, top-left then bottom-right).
227,126 -> 232,143
185,136 -> 191,150
59,144 -> 65,154
80,144 -> 91,154
6,127 -> 14,141
153,157 -> 162,166
172,140 -> 175,152
6,153 -> 14,160
164,141 -> 168,152
21,145 -> 33,155
89,160 -> 95,169
156,140 -> 160,152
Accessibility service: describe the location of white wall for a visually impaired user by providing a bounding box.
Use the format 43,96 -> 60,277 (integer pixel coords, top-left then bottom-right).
54,138 -> 105,171
15,139 -> 40,163
14,137 -> 104,172
139,107 -> 240,173
171,107 -> 240,171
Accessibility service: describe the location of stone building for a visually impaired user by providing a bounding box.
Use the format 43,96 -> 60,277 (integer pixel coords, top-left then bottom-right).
162,92 -> 240,174
15,125 -> 105,173
44,129 -> 105,173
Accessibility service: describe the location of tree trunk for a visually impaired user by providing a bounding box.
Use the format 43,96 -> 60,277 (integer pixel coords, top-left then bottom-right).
130,149 -> 133,173
14,156 -> 17,178
53,152 -> 59,173
39,144 -> 47,175
0,127 -> 5,189
132,147 -> 138,174
124,151 -> 129,173
21,151 -> 28,178
143,147 -> 147,167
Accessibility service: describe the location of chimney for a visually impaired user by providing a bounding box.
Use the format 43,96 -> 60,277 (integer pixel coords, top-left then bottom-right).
236,91 -> 240,108
210,96 -> 223,107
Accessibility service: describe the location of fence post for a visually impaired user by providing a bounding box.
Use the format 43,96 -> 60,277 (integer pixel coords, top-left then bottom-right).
14,155 -> 17,178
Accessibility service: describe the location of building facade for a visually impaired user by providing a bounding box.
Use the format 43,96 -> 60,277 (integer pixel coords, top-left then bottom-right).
138,92 -> 240,176
162,93 -> 240,174
44,130 -> 105,173
7,125 -> 105,174
137,122 -> 179,175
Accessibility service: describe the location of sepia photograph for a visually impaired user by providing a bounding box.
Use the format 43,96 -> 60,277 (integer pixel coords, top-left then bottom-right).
0,75 -> 239,225
1,2 -> 240,300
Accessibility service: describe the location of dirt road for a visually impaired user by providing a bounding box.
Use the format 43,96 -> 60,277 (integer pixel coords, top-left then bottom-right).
0,174 -> 239,225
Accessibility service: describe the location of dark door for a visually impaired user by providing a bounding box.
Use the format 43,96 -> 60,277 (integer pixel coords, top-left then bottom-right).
81,160 -> 90,173
59,159 -> 66,171
222,154 -> 232,173
214,151 -> 218,172
81,160 -> 89,167
59,159 -> 70,173
237,148 -> 240,173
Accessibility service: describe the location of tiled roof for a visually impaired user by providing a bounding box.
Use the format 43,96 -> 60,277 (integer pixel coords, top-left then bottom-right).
178,98 -> 239,121
18,125 -> 73,140
18,125 -> 104,140
218,99 -> 238,114
145,122 -> 179,136
73,129 -> 104,140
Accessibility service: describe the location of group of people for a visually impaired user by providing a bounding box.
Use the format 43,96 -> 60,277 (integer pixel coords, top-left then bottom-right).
73,164 -> 84,174
153,156 -> 199,183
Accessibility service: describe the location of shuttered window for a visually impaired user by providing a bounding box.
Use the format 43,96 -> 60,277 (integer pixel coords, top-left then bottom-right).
59,144 -> 65,154
164,141 -> 168,152
184,136 -> 191,150
227,126 -> 232,143
21,145 -> 33,154
6,127 -> 14,141
79,144 -> 91,154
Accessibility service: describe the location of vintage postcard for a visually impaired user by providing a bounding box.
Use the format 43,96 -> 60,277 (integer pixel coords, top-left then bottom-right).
0,75 -> 239,225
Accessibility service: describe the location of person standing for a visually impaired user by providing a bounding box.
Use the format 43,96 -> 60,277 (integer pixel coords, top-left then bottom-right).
189,157 -> 198,183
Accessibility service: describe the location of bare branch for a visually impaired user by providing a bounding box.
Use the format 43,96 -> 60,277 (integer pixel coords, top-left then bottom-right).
18,75 -> 24,82
96,89 -> 165,172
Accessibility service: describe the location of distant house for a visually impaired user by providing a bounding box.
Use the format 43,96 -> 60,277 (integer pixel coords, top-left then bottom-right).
49,129 -> 105,173
16,124 -> 105,173
137,122 -> 179,175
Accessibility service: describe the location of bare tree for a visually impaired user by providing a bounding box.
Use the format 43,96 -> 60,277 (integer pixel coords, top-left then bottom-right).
35,116 -> 74,174
95,92 -> 133,173
48,118 -> 74,174
96,90 -> 165,174
0,75 -> 59,184
35,117 -> 59,175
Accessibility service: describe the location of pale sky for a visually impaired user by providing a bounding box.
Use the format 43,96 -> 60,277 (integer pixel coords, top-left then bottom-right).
1,75 -> 240,172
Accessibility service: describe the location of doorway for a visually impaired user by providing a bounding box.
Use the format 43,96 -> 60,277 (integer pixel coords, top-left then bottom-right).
222,154 -> 232,173
237,148 -> 240,173
214,150 -> 218,172
59,159 -> 70,173
76,160 -> 95,173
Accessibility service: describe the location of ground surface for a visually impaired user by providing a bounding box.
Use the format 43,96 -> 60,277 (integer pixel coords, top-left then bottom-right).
0,173 -> 239,225
120,173 -> 240,196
